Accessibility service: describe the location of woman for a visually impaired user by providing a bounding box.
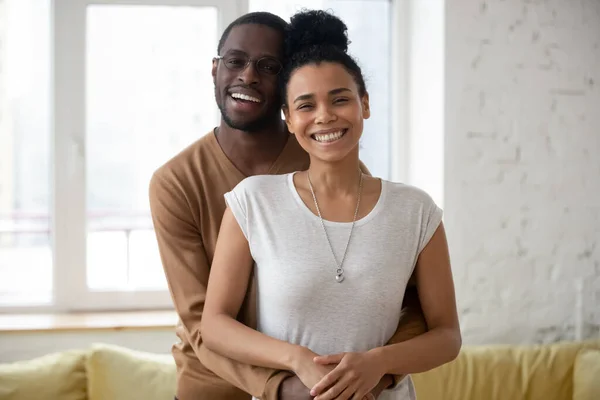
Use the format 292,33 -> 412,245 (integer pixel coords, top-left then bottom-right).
201,10 -> 461,400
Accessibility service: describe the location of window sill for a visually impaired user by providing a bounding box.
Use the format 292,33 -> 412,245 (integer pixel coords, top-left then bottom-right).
0,310 -> 178,333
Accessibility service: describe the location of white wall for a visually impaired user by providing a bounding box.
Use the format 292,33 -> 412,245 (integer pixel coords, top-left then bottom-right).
445,0 -> 600,344
0,329 -> 176,362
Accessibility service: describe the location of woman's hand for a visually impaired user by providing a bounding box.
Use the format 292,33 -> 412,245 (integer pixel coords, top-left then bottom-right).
291,347 -> 335,390
310,351 -> 385,400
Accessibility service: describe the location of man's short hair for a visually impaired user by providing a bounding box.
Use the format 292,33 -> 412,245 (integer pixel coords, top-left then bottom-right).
217,12 -> 288,55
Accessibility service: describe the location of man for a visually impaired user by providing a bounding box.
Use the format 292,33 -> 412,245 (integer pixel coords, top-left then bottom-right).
149,12 -> 427,400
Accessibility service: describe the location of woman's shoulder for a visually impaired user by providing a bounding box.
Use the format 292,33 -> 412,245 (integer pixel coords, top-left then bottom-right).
229,173 -> 292,204
382,179 -> 440,209
237,174 -> 290,189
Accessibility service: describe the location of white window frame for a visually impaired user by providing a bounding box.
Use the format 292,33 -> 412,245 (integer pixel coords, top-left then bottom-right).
14,0 -> 243,313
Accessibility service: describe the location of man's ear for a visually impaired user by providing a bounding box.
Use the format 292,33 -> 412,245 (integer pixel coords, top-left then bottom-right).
361,91 -> 371,120
212,58 -> 218,84
282,106 -> 293,134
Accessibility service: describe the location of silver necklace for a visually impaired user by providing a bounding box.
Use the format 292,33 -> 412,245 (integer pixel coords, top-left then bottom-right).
307,170 -> 363,283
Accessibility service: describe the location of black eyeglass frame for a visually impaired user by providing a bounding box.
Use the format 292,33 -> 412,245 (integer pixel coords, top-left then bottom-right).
214,53 -> 283,76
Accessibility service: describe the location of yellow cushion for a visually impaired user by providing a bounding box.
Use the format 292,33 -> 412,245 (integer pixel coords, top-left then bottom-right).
573,349 -> 600,400
0,350 -> 87,400
412,339 -> 600,400
86,343 -> 176,400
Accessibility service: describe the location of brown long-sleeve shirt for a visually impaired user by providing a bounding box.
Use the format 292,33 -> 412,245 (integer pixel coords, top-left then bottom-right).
149,130 -> 427,400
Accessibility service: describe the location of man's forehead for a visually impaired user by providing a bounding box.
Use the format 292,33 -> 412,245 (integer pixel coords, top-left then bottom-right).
221,24 -> 283,57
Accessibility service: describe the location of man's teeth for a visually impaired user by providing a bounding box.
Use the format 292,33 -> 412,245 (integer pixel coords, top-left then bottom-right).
231,93 -> 261,103
313,130 -> 345,143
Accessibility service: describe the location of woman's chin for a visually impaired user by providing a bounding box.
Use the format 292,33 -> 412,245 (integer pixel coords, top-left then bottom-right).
308,149 -> 356,164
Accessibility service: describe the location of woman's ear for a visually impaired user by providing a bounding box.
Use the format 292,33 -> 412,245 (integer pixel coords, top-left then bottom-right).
361,92 -> 371,120
282,106 -> 294,134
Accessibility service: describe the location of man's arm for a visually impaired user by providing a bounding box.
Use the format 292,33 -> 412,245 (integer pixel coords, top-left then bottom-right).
382,282 -> 428,387
149,171 -> 290,399
391,280 -> 429,344
198,346 -> 294,399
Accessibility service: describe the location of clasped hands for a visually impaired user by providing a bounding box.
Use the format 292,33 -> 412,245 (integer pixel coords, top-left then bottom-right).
280,348 -> 389,400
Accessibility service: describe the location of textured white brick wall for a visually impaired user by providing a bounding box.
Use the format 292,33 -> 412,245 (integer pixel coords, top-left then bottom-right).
445,0 -> 600,344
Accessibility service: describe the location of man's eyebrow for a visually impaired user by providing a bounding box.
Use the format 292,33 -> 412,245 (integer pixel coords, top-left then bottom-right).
222,49 -> 246,56
222,49 -> 279,59
293,88 -> 351,103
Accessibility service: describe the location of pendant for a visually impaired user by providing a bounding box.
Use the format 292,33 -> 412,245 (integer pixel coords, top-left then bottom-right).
335,273 -> 345,283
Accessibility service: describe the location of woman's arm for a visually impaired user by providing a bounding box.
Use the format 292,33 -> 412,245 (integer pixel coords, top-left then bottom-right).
310,222 -> 461,400
202,207 -> 335,393
201,208 -> 307,371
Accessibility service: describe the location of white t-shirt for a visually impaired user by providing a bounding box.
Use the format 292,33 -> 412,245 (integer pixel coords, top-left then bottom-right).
225,172 -> 443,400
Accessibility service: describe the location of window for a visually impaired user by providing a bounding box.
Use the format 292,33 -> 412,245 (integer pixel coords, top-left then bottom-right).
0,0 -> 242,311
2,0 -> 432,312
249,0 -> 393,180
0,0 -> 53,306
84,5 -> 219,291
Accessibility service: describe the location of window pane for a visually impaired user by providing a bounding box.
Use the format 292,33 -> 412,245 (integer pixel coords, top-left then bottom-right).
249,0 -> 392,179
0,0 -> 52,306
86,5 -> 219,290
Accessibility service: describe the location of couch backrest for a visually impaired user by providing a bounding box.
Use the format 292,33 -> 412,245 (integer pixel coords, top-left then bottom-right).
412,339 -> 600,400
0,349 -> 88,400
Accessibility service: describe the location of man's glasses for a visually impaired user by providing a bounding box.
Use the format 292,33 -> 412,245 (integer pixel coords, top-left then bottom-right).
214,52 -> 283,76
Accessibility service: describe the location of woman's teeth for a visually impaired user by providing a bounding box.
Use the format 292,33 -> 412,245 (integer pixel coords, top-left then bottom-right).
313,130 -> 345,143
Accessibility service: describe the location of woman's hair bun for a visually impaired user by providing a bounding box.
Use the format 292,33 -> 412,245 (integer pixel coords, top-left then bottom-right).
285,10 -> 350,57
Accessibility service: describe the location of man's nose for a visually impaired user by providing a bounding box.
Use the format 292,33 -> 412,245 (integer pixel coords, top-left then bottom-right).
237,61 -> 260,85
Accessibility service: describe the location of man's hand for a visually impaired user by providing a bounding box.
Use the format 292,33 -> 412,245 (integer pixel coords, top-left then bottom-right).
369,374 -> 393,399
278,374 -> 386,400
278,375 -> 312,400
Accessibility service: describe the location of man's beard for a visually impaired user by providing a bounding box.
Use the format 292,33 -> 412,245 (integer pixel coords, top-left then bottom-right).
216,89 -> 281,132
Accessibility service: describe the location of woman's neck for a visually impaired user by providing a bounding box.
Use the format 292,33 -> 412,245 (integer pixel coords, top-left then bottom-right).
306,150 -> 362,197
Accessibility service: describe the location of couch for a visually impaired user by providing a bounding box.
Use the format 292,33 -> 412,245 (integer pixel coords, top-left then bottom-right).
0,339 -> 599,400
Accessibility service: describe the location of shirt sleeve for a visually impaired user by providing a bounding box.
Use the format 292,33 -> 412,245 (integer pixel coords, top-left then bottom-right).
224,188 -> 250,241
418,194 -> 443,254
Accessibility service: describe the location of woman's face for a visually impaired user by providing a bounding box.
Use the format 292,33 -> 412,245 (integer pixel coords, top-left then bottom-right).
283,62 -> 370,164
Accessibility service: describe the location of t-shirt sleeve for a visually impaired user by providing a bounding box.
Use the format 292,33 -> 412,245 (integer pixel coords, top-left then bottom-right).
418,193 -> 443,254
224,186 -> 250,241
